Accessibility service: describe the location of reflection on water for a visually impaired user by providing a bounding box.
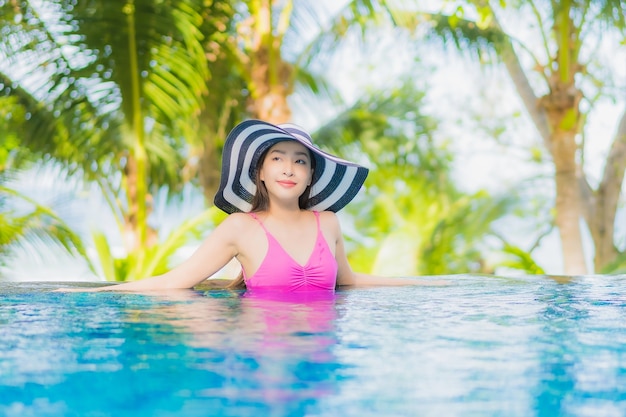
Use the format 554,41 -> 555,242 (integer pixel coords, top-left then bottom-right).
1,275 -> 626,417
0,285 -> 346,417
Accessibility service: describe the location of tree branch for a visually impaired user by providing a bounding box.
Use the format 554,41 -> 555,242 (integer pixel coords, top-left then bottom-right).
597,108 -> 626,211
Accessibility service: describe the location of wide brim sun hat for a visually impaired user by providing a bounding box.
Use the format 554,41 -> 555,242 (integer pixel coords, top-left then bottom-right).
214,119 -> 369,214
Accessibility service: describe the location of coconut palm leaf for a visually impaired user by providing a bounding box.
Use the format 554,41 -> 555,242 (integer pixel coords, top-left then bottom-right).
1,0 -> 208,189
91,231 -> 117,282
0,184 -> 94,273
500,244 -> 546,275
292,0 -> 392,67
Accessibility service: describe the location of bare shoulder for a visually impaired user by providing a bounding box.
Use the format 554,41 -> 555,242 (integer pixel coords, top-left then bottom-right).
318,210 -> 341,229
317,210 -> 343,244
221,212 -> 252,229
212,212 -> 256,240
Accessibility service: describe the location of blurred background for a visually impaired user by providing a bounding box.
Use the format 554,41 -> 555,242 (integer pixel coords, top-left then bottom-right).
1,0 -> 625,282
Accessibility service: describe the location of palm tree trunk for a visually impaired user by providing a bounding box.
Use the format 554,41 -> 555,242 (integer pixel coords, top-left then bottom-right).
496,5 -> 589,274
247,0 -> 293,124
550,131 -> 588,274
123,0 -> 148,256
123,151 -> 140,252
501,43 -> 587,274
252,88 -> 292,123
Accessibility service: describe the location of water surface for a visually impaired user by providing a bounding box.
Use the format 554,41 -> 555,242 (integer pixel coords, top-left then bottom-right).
1,275 -> 626,416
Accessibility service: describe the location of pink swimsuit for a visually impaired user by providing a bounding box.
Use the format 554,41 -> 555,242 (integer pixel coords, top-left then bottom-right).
243,211 -> 338,291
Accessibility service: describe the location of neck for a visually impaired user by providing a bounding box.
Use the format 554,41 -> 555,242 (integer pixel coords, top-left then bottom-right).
265,201 -> 305,221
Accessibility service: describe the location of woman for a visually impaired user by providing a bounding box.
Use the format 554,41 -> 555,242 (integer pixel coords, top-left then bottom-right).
62,120 -> 419,292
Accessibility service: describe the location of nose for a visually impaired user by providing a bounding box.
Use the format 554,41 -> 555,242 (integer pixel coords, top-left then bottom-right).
283,161 -> 294,176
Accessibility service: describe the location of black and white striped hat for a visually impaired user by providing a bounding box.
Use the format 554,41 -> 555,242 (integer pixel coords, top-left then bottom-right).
214,119 -> 369,214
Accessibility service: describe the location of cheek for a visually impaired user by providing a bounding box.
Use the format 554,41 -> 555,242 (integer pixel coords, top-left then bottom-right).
259,163 -> 272,181
303,168 -> 313,185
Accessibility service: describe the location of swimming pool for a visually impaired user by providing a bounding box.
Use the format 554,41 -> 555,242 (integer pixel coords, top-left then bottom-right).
1,275 -> 625,416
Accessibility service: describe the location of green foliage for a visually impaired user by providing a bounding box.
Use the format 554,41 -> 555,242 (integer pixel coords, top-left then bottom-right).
0,0 -> 209,189
0,0 -> 230,280
351,162 -> 519,275
429,11 -> 507,61
0,184 -> 94,274
387,0 -> 626,273
0,0 -> 554,280
599,252 -> 626,274
91,205 -> 226,282
500,243 -> 546,275
0,95 -> 93,273
316,77 -> 528,275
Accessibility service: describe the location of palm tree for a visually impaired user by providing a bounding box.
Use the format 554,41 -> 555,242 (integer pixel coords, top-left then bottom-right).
381,0 -> 626,274
0,0 -> 219,280
189,0 -> 396,200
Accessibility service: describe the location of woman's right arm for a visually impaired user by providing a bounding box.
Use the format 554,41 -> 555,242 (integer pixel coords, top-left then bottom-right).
62,214 -> 246,292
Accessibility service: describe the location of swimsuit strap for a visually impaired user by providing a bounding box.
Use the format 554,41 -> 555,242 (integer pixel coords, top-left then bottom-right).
247,212 -> 269,234
312,210 -> 321,231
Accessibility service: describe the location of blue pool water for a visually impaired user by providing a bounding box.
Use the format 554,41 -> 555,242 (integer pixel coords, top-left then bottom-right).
1,275 -> 626,417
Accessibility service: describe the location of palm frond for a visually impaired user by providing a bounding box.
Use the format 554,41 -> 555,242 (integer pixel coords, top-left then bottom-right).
0,184 -> 94,273
1,0 -> 209,191
293,0 -> 394,68
500,243 -> 546,275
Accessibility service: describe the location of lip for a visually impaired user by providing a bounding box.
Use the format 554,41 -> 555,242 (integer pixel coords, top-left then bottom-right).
277,180 -> 297,187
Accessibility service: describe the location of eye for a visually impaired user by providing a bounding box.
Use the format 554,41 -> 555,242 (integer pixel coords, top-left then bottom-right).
296,159 -> 307,165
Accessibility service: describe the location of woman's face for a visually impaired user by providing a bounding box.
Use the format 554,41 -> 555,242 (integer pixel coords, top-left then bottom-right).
259,141 -> 313,201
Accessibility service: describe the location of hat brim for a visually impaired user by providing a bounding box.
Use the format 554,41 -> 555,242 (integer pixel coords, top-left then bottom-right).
214,120 -> 369,214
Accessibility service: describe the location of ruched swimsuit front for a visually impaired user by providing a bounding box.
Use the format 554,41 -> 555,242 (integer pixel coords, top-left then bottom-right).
243,211 -> 338,291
